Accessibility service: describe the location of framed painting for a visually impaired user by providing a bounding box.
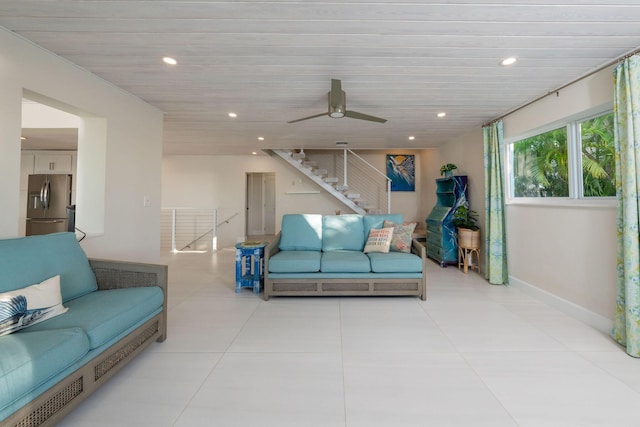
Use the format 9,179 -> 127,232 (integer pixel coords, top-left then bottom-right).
387,154 -> 415,192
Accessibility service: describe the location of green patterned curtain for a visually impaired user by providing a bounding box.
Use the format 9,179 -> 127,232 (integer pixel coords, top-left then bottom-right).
611,54 -> 640,357
483,121 -> 508,285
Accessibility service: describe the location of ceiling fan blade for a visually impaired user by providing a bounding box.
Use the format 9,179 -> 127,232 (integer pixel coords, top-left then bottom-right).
287,112 -> 328,123
344,110 -> 387,123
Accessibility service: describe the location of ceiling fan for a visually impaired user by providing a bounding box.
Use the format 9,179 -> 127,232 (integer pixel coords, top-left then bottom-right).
288,79 -> 387,124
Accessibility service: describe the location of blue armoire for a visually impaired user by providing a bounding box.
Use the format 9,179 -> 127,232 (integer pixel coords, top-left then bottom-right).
426,175 -> 468,266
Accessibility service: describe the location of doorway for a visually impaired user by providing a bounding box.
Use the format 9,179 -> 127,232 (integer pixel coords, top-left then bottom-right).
246,172 -> 276,237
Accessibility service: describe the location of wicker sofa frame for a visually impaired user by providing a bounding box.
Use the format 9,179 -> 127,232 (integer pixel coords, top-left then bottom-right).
3,259 -> 168,427
264,233 -> 427,301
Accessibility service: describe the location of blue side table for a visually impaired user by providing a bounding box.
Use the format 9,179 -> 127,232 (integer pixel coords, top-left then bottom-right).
235,241 -> 267,294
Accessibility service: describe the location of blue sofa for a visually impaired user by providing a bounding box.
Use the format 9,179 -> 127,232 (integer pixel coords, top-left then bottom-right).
0,232 -> 167,426
264,214 -> 426,300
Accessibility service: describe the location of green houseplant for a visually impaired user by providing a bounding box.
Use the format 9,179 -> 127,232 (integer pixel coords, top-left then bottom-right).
440,163 -> 457,177
452,205 -> 480,249
452,205 -> 479,231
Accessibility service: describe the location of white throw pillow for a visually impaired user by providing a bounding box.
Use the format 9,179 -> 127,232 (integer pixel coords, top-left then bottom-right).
363,227 -> 394,254
0,275 -> 68,337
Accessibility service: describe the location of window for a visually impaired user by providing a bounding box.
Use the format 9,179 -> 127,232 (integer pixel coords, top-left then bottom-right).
508,110 -> 615,200
512,126 -> 568,197
579,113 -> 615,197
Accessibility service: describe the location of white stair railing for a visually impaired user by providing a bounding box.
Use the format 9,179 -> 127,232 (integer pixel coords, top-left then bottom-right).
160,208 -> 239,253
342,149 -> 391,214
270,149 -> 392,214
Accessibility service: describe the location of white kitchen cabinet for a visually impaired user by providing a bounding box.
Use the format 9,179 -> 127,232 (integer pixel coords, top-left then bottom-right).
34,153 -> 73,173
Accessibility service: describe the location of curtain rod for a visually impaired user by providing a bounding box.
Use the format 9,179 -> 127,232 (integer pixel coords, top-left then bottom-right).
483,46 -> 640,127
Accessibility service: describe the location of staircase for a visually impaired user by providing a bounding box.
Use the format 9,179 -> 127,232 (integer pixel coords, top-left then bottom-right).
269,149 -> 390,215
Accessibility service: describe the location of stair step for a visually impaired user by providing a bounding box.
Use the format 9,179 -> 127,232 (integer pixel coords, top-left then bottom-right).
324,177 -> 339,183
335,185 -> 349,191
313,169 -> 328,176
303,161 -> 317,168
291,152 -> 306,160
346,193 -> 360,199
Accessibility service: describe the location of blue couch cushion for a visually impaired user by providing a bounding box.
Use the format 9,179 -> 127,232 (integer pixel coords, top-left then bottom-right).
26,287 -> 164,350
363,214 -> 404,238
279,214 -> 323,251
321,250 -> 371,273
322,215 -> 365,251
0,328 -> 89,413
268,251 -> 321,273
0,232 -> 98,303
368,252 -> 423,273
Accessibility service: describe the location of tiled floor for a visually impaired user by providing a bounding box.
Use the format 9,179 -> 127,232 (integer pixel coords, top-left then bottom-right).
57,248 -> 640,426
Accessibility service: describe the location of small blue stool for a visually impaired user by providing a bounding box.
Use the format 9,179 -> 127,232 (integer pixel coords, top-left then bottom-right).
235,241 -> 267,294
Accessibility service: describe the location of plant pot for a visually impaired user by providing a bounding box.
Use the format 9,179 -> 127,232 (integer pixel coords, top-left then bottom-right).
444,170 -> 454,177
457,228 -> 480,248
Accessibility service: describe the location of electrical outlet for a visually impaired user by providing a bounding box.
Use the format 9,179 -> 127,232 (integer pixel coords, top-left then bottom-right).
143,195 -> 151,207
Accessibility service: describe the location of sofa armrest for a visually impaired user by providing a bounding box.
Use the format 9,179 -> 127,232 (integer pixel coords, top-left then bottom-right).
89,258 -> 168,341
411,238 -> 427,301
264,233 -> 281,261
263,233 -> 281,301
411,238 -> 426,259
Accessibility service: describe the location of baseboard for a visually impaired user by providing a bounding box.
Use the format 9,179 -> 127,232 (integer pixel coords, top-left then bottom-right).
508,276 -> 613,335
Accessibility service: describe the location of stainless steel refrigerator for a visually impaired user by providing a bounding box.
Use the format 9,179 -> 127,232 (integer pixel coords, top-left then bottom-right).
26,174 -> 73,236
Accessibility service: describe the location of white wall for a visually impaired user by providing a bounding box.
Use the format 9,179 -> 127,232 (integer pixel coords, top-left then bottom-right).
502,66 -> 617,321
0,28 -> 163,263
162,152 -> 425,249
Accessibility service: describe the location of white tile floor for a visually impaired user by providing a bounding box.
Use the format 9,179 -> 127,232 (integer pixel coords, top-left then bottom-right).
57,248 -> 640,427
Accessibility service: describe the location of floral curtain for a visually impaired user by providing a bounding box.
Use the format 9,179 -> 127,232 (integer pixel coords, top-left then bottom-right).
611,54 -> 640,357
483,121 -> 508,285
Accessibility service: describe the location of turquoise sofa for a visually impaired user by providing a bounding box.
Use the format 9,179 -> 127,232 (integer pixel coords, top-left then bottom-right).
264,214 -> 426,300
0,232 -> 167,426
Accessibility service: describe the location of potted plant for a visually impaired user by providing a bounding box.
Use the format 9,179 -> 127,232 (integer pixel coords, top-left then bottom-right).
440,163 -> 457,177
452,205 -> 480,248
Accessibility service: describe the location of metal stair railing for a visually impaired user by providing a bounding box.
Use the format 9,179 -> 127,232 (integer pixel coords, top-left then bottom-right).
342,149 -> 391,214
305,149 -> 391,214
270,149 -> 367,215
160,208 -> 239,253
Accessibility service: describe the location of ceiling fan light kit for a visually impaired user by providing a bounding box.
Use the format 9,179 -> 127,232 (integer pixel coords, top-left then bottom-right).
289,79 -> 387,124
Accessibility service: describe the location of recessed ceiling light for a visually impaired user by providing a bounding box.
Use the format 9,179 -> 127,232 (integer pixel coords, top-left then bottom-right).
162,57 -> 177,65
228,112 -> 237,118
20,136 -> 26,141
258,136 -> 265,141
501,57 -> 517,66
408,136 -> 415,140
251,151 -> 257,155
437,112 -> 446,118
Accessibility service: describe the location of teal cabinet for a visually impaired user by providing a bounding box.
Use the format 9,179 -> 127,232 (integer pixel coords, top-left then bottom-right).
426,176 -> 468,266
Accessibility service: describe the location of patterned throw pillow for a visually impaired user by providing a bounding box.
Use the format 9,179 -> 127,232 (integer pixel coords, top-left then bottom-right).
383,220 -> 417,253
0,275 -> 68,337
363,227 -> 394,253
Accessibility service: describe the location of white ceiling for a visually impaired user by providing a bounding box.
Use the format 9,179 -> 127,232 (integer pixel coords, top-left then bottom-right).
2,1 -> 640,155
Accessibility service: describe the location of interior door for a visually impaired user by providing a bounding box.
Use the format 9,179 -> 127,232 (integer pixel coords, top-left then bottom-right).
246,172 -> 276,237
246,173 -> 263,236
264,173 -> 276,234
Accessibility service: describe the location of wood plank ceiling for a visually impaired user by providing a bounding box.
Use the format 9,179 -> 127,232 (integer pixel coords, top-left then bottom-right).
2,1 -> 640,155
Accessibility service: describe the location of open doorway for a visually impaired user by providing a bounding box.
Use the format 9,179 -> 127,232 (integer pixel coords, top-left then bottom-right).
246,172 -> 276,238
22,90 -> 107,238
